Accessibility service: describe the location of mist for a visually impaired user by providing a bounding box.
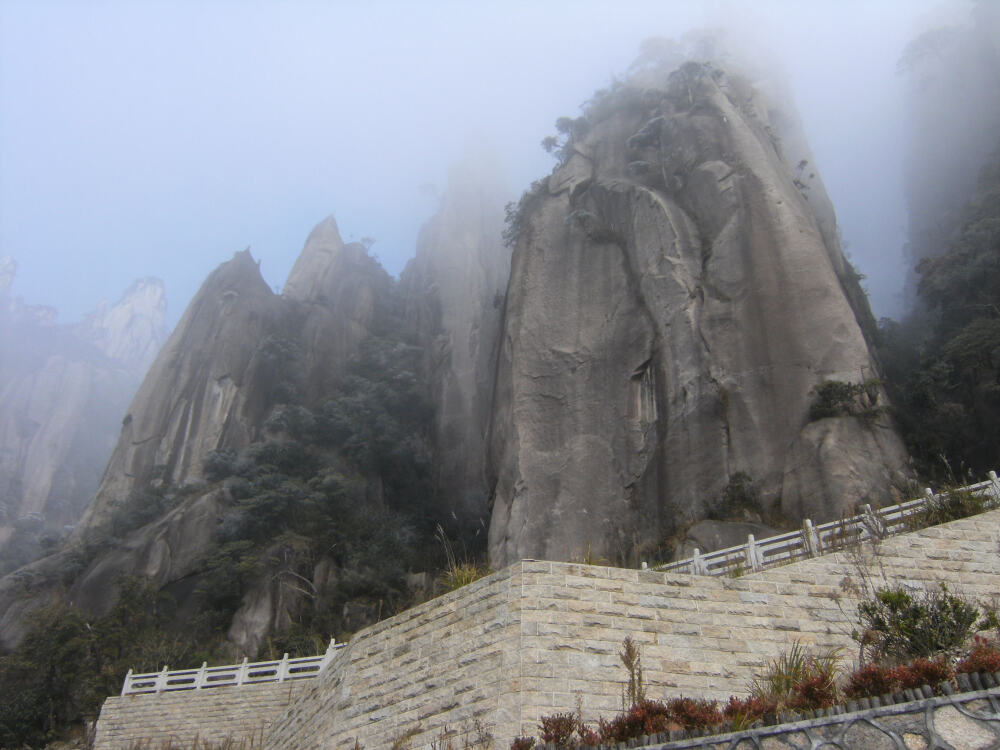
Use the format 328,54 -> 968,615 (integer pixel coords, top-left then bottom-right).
0,0 -> 964,326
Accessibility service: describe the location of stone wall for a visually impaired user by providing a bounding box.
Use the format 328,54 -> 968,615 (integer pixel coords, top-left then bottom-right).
94,508 -> 1000,750
264,562 -> 525,750
94,679 -> 310,748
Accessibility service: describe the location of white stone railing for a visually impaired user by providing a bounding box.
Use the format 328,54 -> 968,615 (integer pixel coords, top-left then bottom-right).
121,638 -> 345,695
648,472 -> 1000,577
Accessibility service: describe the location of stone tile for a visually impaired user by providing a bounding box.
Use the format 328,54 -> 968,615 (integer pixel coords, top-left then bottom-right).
933,705 -> 998,749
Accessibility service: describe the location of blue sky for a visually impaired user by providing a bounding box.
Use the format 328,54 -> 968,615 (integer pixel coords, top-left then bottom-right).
0,0 -> 948,326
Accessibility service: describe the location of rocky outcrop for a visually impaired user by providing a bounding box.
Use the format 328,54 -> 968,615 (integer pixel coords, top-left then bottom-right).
76,221 -> 391,534
399,155 -> 510,523
0,218 -> 393,654
81,277 -> 167,373
486,63 -> 911,567
0,263 -> 166,566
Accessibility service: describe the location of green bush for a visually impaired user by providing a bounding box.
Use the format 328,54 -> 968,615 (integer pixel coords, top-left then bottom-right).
808,379 -> 884,423
855,584 -> 985,663
707,472 -> 761,521
908,488 -> 989,529
0,577 -> 209,748
748,641 -> 842,710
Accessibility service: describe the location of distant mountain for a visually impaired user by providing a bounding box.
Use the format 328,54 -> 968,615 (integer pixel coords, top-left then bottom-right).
0,262 -> 166,573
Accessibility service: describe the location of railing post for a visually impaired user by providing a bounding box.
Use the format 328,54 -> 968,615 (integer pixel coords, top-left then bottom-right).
195,662 -> 207,689
691,548 -> 707,575
861,504 -> 885,539
278,653 -> 289,683
236,657 -> 249,686
155,665 -> 169,693
989,471 -> 1000,508
745,534 -> 762,572
319,638 -> 338,672
121,668 -> 132,696
803,518 -> 820,557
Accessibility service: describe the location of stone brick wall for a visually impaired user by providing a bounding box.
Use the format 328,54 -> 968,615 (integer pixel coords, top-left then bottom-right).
265,562 -> 525,750
93,679 -> 310,749
94,508 -> 1000,750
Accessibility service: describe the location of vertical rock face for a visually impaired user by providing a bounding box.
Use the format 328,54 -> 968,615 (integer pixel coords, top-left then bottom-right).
399,156 -> 511,522
0,262 -> 166,564
486,63 -> 910,567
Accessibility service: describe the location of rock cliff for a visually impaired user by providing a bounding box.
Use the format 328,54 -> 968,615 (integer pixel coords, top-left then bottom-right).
0,219 -> 408,652
0,263 -> 166,570
486,63 -> 910,567
399,155 -> 510,525
76,223 -> 391,535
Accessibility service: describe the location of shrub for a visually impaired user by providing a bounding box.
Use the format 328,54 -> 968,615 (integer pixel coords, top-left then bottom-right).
896,657 -> 954,692
576,726 -> 600,746
707,472 -> 761,521
844,664 -> 900,699
436,525 -> 490,593
956,636 -> 1000,674
749,642 -> 841,709
908,488 -> 988,529
855,584 -> 982,662
203,449 -> 237,481
789,674 -> 838,710
722,695 -> 777,729
808,379 -> 884,423
509,738 -> 535,750
666,697 -> 722,730
598,699 -> 673,743
538,713 -> 576,746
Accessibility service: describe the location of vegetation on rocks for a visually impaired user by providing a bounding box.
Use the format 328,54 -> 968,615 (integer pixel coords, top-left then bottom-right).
0,321 -> 491,747
807,379 -> 885,423
0,577 -> 198,749
879,145 -> 1000,481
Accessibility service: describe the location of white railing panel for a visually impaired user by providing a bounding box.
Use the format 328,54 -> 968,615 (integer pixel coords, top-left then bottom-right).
121,639 -> 346,695
649,471 -> 999,579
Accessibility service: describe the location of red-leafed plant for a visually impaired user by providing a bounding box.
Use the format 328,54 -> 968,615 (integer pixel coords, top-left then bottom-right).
722,695 -> 777,730
538,713 -> 577,746
666,697 -> 723,730
576,726 -> 600,746
598,699 -> 674,743
789,674 -> 838,709
844,663 -> 900,699
896,657 -> 954,692
956,635 -> 1000,674
509,737 -> 535,750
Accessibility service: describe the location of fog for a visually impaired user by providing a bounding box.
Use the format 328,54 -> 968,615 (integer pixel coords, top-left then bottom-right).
0,0 -> 962,326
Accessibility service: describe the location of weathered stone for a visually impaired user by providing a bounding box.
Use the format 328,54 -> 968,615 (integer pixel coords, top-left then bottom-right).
398,154 -> 510,522
0,218 -> 395,649
486,62 -> 910,567
840,719 -> 896,750
933,705 -> 997,749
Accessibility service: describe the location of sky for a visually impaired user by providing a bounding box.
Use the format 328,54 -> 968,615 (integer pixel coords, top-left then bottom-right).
0,0 -> 954,327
